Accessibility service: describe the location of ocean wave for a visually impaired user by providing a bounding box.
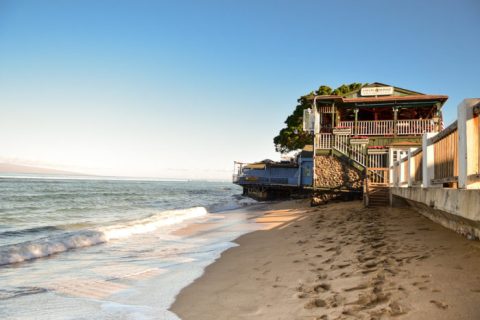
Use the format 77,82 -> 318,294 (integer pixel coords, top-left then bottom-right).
0,207 -> 208,266
100,207 -> 207,240
0,226 -> 59,238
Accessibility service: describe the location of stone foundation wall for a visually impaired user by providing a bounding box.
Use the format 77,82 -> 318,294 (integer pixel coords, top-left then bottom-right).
312,155 -> 364,205
314,155 -> 363,190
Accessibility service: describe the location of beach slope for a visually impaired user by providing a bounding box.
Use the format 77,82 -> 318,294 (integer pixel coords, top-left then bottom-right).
171,200 -> 480,319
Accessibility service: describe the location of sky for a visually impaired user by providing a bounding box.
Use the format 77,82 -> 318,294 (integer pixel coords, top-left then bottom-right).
0,0 -> 479,180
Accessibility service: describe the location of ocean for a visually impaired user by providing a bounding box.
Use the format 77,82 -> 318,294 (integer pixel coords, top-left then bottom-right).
0,177 -> 260,320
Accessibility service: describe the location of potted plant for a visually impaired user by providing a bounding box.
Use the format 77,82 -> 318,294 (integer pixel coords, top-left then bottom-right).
332,126 -> 352,135
367,145 -> 388,154
350,135 -> 369,144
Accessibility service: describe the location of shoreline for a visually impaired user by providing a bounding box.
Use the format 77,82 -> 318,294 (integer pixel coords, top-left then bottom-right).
170,200 -> 480,319
0,192 -> 273,320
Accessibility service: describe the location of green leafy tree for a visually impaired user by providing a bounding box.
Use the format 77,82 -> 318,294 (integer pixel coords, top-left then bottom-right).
273,83 -> 363,153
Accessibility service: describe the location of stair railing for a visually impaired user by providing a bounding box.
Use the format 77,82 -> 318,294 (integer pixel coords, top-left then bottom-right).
331,135 -> 388,183
332,134 -> 367,167
367,167 -> 389,185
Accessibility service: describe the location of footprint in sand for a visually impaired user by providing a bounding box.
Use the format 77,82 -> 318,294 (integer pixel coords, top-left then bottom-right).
358,255 -> 375,262
317,274 -> 328,280
313,283 -> 331,293
371,242 -> 386,249
430,300 -> 448,309
348,291 -> 390,308
343,284 -> 368,292
388,301 -> 408,316
304,298 -> 327,309
364,261 -> 377,268
334,263 -> 351,269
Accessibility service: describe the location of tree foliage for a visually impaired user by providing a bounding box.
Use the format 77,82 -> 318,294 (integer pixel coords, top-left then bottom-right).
273,83 -> 363,153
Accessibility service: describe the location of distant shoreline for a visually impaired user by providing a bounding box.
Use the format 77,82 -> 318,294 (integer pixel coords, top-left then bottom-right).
0,163 -> 231,183
0,172 -> 192,182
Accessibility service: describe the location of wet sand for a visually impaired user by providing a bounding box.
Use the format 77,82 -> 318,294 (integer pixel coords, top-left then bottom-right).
170,200 -> 480,319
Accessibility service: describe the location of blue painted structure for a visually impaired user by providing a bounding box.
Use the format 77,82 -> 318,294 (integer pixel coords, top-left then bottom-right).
233,151 -> 313,200
234,156 -> 312,187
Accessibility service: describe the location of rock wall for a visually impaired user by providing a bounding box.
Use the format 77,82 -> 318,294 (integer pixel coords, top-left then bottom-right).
314,155 -> 363,190
311,155 -> 364,206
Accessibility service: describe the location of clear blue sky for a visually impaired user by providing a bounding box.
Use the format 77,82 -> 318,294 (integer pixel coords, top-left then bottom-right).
0,0 -> 479,179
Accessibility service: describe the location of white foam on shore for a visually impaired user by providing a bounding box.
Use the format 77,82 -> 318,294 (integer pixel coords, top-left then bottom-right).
101,207 -> 208,240
0,201 -> 263,320
0,207 -> 208,266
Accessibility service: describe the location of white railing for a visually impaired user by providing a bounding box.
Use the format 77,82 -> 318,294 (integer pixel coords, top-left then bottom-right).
317,133 -> 369,167
367,167 -> 389,185
333,134 -> 349,155
317,133 -> 391,185
339,120 -> 393,135
348,143 -> 367,167
397,119 -> 436,135
317,133 -> 332,149
368,153 -> 387,168
389,98 -> 480,189
338,119 -> 437,136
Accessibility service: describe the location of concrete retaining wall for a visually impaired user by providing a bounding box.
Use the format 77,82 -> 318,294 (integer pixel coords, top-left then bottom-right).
392,187 -> 480,239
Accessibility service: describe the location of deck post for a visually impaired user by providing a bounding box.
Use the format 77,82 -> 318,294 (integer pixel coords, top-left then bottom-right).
312,97 -> 322,191
331,103 -> 336,128
353,108 -> 359,135
422,132 -> 437,188
388,148 -> 394,185
407,148 -> 415,187
399,159 -> 405,187
457,99 -> 480,189
393,107 -> 398,137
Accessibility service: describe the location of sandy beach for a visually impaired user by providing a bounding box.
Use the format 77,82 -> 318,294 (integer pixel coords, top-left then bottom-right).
171,200 -> 480,320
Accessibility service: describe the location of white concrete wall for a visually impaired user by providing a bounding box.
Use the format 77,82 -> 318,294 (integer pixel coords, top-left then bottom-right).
391,99 -> 480,239
392,186 -> 480,238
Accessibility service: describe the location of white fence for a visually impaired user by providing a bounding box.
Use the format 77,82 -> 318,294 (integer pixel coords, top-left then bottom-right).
390,99 -> 480,189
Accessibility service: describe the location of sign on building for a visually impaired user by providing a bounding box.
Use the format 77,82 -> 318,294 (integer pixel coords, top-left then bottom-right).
360,86 -> 394,96
303,108 -> 315,132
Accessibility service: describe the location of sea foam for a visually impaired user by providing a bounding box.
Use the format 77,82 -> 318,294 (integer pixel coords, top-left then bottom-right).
0,207 -> 208,266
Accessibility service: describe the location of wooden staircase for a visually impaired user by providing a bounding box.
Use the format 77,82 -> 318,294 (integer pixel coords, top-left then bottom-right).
366,185 -> 390,207
364,168 -> 391,207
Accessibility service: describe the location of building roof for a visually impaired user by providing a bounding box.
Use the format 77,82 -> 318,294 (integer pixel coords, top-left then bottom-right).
312,94 -> 447,102
359,82 -> 424,96
342,94 -> 448,104
308,83 -> 448,107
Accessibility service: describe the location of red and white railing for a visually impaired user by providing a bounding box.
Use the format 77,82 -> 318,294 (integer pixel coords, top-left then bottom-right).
337,119 -> 437,136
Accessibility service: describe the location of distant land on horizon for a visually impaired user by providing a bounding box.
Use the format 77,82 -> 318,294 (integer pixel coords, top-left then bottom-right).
0,163 -> 86,176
